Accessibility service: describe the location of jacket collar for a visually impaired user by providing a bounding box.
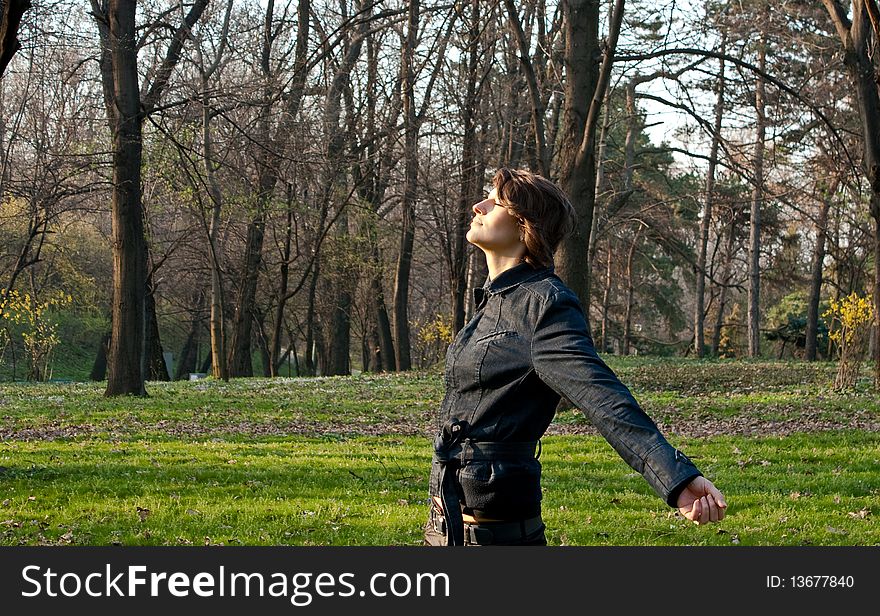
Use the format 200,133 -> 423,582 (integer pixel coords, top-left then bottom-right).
472,261 -> 553,310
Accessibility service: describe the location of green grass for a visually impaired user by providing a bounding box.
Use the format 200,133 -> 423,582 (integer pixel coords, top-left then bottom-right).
0,357 -> 878,546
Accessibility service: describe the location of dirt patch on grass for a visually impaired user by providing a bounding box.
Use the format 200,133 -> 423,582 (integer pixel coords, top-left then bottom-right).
546,407 -> 880,438
2,404 -> 878,441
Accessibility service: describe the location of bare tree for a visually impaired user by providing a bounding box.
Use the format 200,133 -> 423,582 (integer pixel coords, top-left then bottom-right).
695,34 -> 726,358
91,0 -> 208,396
227,0 -> 310,377
747,14 -> 768,358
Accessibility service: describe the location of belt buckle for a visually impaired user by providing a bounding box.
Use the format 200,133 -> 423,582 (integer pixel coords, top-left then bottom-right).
466,524 -> 494,545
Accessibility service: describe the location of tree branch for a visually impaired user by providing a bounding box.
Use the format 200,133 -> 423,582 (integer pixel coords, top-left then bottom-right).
578,0 -> 625,166
142,0 -> 209,115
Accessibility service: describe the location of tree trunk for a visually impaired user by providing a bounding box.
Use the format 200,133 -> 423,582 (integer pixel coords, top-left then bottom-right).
304,257 -> 320,376
104,0 -> 146,396
555,0 -> 622,332
203,89 -> 228,381
696,37 -> 726,358
89,330 -> 111,381
324,4 -> 369,376
874,212 -> 880,385
370,257 -> 396,371
595,89 -> 612,198
326,219 -> 353,376
747,23 -> 767,359
0,0 -> 28,79
227,214 -> 264,377
600,237 -> 613,353
453,0 -> 481,334
805,186 -> 833,360
355,30 -> 397,372
255,306 -> 272,377
555,0 -> 600,319
622,225 -> 642,356
174,291 -> 204,380
393,0 -> 419,371
144,274 -> 169,381
623,82 -> 637,192
711,216 -> 737,356
270,185 -> 294,377
94,0 -> 208,396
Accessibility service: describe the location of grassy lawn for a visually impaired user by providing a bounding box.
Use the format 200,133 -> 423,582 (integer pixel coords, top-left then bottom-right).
0,357 -> 878,546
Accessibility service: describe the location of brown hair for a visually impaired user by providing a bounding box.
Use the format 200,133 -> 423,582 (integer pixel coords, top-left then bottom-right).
492,167 -> 577,268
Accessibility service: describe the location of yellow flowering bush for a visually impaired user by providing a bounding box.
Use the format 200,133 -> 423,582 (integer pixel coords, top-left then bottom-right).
418,313 -> 454,346
414,313 -> 455,368
0,289 -> 72,381
822,292 -> 874,390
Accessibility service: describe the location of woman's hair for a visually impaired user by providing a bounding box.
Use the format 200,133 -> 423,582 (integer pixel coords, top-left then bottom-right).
492,167 -> 577,268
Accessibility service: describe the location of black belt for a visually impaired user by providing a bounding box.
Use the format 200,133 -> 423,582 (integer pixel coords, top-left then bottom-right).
429,507 -> 544,545
432,419 -> 539,546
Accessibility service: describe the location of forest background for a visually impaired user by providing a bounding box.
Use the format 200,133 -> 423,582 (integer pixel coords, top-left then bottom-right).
1,0 -> 880,389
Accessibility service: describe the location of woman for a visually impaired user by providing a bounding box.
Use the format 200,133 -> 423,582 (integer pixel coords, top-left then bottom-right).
424,168 -> 726,546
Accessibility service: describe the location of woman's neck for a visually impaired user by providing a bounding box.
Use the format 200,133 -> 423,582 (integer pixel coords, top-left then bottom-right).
485,252 -> 526,281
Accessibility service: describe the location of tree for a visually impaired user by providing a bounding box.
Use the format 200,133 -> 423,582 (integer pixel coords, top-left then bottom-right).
747,9 -> 768,358
695,32 -> 727,358
91,0 -> 208,396
555,0 -> 624,330
821,0 -> 880,386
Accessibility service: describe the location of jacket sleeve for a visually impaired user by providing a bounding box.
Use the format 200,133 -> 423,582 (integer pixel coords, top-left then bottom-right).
530,288 -> 701,506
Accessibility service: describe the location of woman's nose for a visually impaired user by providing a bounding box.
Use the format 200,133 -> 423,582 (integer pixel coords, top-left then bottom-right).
472,199 -> 489,215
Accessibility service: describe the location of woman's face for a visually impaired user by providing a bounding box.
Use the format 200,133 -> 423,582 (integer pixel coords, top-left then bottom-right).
466,187 -> 523,255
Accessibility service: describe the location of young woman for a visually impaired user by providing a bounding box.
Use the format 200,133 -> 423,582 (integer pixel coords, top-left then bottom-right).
424,168 -> 727,546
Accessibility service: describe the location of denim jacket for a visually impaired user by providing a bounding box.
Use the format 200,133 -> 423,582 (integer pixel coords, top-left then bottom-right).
429,261 -> 701,521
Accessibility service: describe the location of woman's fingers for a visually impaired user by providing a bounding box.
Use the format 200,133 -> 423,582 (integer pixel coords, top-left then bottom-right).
707,480 -> 728,509
699,496 -> 710,524
679,478 -> 731,525
684,496 -> 701,522
706,492 -> 721,523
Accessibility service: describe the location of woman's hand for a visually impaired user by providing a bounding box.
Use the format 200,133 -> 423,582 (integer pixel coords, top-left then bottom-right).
676,476 -> 727,524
